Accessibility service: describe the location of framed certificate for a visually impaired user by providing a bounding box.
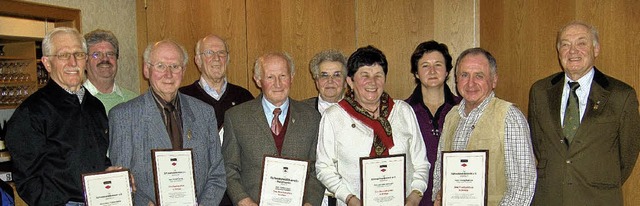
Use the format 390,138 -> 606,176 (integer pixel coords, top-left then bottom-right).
151,149 -> 197,206
259,155 -> 309,206
441,150 -> 488,206
82,169 -> 133,206
360,154 -> 406,206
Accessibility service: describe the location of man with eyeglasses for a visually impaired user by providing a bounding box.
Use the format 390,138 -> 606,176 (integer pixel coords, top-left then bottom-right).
109,39 -> 226,205
83,29 -> 137,113
304,50 -> 348,115
179,35 -> 253,206
179,35 -> 253,134
5,27 -> 118,205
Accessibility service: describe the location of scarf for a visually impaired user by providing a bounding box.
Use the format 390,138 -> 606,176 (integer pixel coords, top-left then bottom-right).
338,88 -> 395,157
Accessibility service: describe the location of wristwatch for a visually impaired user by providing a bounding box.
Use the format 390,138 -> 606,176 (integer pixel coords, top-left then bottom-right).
411,189 -> 423,197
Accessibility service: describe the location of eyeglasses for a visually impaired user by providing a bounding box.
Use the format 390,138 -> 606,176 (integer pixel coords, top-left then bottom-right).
91,51 -> 117,59
318,71 -> 344,80
47,52 -> 88,60
147,62 -> 184,73
198,50 -> 228,58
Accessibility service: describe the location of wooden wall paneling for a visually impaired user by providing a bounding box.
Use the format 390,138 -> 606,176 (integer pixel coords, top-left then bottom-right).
355,0 -> 435,99
246,0 -> 356,99
245,0 -> 284,96
480,0 -> 572,114
177,0 -> 249,94
433,0 -> 479,95
280,0 -> 356,100
138,0 -> 246,92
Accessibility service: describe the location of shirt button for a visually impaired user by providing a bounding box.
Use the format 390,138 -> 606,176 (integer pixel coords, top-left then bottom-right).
566,160 -> 572,164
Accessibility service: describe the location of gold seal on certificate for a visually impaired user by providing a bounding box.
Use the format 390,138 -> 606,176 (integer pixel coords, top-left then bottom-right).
259,156 -> 309,206
441,150 -> 488,206
151,149 -> 197,206
82,170 -> 133,206
360,154 -> 406,206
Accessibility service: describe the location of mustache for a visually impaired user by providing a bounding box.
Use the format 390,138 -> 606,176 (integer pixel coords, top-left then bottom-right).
97,61 -> 113,67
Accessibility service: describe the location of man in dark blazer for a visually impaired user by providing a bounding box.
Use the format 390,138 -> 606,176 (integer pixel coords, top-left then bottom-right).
222,52 -> 324,206
528,21 -> 640,206
109,40 -> 226,205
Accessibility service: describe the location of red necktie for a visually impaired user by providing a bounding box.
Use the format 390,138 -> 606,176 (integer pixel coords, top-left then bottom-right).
271,108 -> 283,135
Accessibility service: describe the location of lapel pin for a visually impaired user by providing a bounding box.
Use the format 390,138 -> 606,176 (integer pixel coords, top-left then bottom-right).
232,102 -> 236,106
187,129 -> 192,140
593,101 -> 600,110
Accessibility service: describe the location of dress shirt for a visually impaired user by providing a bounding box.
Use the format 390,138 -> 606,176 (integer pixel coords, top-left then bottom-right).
199,77 -> 228,101
432,92 -> 536,205
560,68 -> 594,125
262,97 -> 289,127
317,95 -> 338,114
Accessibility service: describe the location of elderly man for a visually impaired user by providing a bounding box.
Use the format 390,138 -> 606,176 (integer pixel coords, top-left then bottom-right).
528,22 -> 640,206
432,48 -> 536,205
179,34 -> 253,131
304,49 -> 347,115
109,40 -> 226,205
83,29 -> 137,113
222,52 -> 325,206
5,27 -> 113,205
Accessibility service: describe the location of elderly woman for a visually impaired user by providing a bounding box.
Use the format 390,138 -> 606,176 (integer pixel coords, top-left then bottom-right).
316,45 -> 429,206
405,41 -> 461,206
304,50 -> 348,114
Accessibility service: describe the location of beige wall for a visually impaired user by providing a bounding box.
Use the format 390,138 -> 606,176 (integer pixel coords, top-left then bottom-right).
25,0 -> 140,93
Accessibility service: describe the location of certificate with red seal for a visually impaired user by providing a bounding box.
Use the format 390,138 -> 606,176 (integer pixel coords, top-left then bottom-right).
82,169 -> 133,206
360,154 -> 406,206
441,150 -> 488,206
259,155 -> 309,206
152,149 -> 197,206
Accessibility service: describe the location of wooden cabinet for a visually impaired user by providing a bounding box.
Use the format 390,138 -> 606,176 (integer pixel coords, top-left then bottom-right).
0,41 -> 41,109
0,0 -> 80,109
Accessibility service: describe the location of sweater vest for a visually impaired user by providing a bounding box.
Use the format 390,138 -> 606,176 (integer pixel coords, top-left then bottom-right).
442,97 -> 511,205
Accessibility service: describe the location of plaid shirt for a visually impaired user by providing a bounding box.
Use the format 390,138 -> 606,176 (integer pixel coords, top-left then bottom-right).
432,92 -> 536,205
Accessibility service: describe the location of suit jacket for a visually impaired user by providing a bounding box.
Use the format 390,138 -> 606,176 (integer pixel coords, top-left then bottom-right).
109,90 -> 227,206
302,97 -> 318,110
528,68 -> 640,206
222,95 -> 325,205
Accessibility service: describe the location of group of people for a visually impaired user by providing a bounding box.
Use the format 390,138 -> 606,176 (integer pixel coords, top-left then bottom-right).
3,20 -> 638,206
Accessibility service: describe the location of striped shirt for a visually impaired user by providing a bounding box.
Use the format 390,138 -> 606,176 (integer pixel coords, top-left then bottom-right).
432,92 -> 536,205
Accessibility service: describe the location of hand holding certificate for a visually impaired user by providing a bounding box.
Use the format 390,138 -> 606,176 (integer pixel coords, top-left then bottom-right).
441,150 -> 488,206
259,156 -> 309,206
151,149 -> 197,206
82,170 -> 133,206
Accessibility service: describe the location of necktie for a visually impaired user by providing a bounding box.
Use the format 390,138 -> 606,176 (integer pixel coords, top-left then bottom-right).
271,108 -> 283,135
164,103 -> 183,150
563,82 -> 580,144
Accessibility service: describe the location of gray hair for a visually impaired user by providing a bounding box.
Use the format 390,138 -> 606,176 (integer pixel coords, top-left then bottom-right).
84,29 -> 119,58
309,50 -> 347,79
42,27 -> 87,56
455,47 -> 497,76
143,39 -> 189,66
556,21 -> 600,50
253,52 -> 295,80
